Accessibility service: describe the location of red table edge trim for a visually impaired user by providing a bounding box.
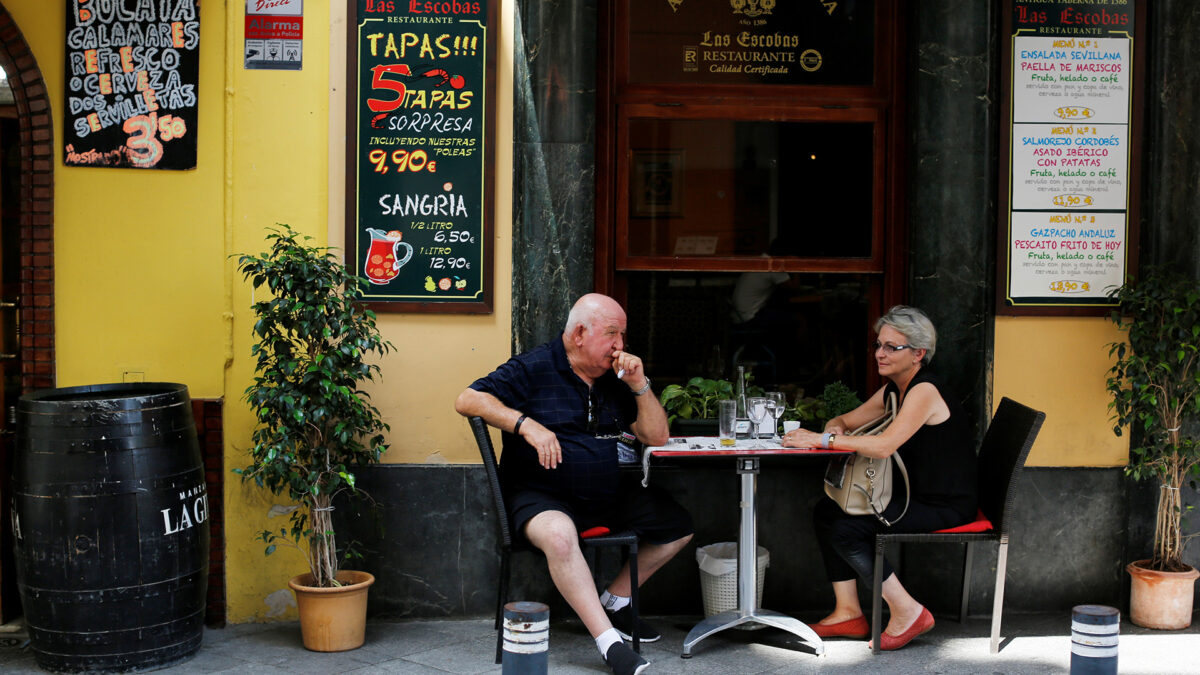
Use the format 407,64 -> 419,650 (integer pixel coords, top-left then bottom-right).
649,446 -> 851,457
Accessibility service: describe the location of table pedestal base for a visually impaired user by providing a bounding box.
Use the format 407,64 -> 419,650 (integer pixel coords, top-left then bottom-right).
682,609 -> 825,657
680,457 -> 824,658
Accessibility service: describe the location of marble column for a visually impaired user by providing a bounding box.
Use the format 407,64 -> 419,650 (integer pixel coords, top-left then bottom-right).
1144,0 -> 1200,277
908,0 -> 999,437
512,0 -> 598,352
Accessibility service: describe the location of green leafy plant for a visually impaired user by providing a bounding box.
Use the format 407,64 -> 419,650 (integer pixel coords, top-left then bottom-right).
658,373 -> 769,424
659,377 -> 736,424
234,224 -> 393,587
783,381 -> 863,429
1106,266 -> 1200,572
661,373 -> 861,432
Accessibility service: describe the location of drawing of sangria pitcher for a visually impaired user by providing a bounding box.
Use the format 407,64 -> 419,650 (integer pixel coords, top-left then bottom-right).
363,228 -> 414,285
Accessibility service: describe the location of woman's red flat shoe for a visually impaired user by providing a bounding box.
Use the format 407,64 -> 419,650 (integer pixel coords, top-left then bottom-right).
811,614 -> 869,639
878,606 -> 935,651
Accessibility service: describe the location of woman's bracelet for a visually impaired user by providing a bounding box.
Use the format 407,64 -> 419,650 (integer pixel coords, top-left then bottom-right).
820,432 -> 832,449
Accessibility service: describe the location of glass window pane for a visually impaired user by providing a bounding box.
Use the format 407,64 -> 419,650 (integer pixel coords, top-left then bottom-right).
624,271 -> 872,396
626,118 -> 874,258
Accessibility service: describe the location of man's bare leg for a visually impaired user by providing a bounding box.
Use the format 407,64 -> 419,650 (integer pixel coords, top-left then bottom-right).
523,510 -> 612,638
604,534 -> 692,597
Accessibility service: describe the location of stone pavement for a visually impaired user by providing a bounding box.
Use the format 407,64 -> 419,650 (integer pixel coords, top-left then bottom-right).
0,612 -> 1197,674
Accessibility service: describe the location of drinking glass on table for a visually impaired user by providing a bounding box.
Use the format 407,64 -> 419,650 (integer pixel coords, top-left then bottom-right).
765,391 -> 786,442
718,399 -> 737,447
746,397 -> 770,448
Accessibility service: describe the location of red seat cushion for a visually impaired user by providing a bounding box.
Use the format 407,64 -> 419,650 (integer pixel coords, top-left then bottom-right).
934,510 -> 993,533
579,526 -> 611,539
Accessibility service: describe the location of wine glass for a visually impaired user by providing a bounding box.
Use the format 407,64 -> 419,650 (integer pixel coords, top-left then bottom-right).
746,397 -> 769,448
766,391 -> 786,442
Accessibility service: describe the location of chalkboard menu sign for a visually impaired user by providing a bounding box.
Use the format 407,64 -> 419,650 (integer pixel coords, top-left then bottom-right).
998,0 -> 1142,314
346,0 -> 494,313
63,0 -> 201,170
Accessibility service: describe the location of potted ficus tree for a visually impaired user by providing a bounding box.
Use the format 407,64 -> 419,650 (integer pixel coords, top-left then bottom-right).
1106,266 -> 1200,629
235,224 -> 393,651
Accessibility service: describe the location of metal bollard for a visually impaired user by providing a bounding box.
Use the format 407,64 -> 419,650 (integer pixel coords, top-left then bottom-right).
502,601 -> 549,674
1070,605 -> 1119,675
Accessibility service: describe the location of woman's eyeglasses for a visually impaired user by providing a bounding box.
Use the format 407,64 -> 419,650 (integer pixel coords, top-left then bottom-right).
874,341 -> 914,354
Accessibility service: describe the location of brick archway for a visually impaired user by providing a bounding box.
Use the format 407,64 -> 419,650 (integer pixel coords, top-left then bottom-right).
0,8 -> 53,390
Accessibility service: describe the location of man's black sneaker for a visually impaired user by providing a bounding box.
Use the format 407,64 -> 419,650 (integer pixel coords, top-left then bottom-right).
604,641 -> 649,675
607,605 -> 662,643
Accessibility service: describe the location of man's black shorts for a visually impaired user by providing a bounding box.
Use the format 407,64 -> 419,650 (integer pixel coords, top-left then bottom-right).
507,475 -> 693,546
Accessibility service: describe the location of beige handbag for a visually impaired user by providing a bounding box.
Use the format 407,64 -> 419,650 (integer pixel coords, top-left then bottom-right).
822,392 -> 911,526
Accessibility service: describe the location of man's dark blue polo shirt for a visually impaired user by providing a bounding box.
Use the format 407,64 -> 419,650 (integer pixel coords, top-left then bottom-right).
469,338 -> 638,506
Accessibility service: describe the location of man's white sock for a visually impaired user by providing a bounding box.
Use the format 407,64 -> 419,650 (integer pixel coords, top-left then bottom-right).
600,590 -> 630,612
595,627 -> 622,657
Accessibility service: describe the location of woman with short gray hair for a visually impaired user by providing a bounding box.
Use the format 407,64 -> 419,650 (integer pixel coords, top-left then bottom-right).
782,305 -> 975,650
874,305 -> 936,365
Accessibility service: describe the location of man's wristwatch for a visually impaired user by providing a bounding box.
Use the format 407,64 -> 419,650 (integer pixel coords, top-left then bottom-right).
631,377 -> 651,397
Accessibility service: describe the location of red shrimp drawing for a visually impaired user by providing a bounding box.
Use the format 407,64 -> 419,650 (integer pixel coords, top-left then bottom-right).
416,66 -> 466,90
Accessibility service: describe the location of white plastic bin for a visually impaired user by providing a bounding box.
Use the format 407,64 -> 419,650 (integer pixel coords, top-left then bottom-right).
696,542 -> 769,622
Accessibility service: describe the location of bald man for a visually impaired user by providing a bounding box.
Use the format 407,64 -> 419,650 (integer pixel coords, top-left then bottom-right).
456,293 -> 692,675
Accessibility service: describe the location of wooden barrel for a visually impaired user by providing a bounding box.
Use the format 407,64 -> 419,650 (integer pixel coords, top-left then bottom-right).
12,383 -> 209,672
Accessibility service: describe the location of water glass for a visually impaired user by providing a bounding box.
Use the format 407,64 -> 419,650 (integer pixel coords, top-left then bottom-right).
718,399 -> 737,447
747,397 -> 770,445
766,391 -> 786,440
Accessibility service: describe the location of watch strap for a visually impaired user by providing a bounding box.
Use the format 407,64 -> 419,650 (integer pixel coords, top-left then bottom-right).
632,377 -> 651,397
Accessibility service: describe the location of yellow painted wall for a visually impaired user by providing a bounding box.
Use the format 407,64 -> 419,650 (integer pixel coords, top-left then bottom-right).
9,1 -> 515,622
221,3 -> 515,622
993,316 -> 1127,467
11,1 -> 228,396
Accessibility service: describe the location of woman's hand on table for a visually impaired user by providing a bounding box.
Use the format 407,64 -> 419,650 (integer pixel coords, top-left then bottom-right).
781,428 -> 824,448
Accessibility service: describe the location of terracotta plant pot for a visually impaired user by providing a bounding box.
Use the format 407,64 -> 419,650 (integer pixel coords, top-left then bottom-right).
1126,560 -> 1199,630
288,570 -> 375,651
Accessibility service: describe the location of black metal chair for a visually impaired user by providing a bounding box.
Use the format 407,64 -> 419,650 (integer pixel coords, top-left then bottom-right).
468,416 -> 640,663
870,397 -> 1045,654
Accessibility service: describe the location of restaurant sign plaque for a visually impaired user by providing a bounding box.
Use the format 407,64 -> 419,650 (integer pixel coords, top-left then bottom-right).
1000,0 -> 1141,312
627,0 -> 875,86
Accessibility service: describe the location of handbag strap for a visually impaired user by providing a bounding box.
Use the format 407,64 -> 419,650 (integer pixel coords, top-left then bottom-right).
846,391 -> 898,437
878,453 -> 910,526
850,452 -> 910,526
846,391 -> 911,526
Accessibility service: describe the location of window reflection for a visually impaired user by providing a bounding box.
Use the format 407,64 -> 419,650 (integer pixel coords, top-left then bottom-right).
625,272 -> 870,396
626,119 -> 874,258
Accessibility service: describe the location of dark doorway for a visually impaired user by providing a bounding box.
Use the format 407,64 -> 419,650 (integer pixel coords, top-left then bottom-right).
0,9 -> 57,624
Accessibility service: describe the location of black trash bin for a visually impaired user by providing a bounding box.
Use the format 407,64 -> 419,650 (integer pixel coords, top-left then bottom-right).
12,382 -> 209,672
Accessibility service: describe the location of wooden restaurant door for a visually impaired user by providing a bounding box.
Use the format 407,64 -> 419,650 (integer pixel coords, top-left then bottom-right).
596,0 -> 908,397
